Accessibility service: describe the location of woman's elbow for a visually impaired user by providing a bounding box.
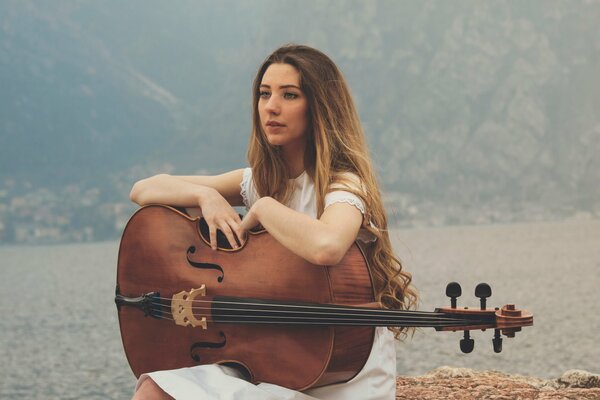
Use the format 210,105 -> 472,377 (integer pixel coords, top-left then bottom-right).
129,178 -> 151,204
129,181 -> 142,204
311,240 -> 346,266
129,174 -> 166,205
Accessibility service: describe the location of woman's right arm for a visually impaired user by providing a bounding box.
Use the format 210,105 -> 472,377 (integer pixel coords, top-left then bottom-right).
129,169 -> 245,207
129,169 -> 245,249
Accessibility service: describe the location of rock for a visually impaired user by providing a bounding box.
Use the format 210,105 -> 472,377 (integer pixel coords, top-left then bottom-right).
396,367 -> 600,400
558,370 -> 600,389
425,366 -> 476,378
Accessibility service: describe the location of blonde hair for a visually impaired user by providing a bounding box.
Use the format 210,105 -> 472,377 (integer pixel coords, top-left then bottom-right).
248,45 -> 417,338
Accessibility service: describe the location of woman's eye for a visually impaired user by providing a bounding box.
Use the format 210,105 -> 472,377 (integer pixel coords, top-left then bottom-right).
283,92 -> 298,100
259,91 -> 270,98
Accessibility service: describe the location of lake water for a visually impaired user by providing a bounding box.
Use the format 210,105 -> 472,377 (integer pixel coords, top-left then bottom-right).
1,219 -> 599,399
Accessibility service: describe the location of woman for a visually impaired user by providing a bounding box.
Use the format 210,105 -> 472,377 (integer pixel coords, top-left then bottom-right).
129,44 -> 416,400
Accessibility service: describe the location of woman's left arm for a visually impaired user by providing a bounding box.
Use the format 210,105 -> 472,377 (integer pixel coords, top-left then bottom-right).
240,196 -> 363,266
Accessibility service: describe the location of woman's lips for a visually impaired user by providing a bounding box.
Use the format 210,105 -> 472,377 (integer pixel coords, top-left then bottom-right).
265,121 -> 286,131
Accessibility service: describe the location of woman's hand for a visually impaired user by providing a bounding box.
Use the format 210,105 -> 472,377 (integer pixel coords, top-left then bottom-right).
238,196 -> 362,266
239,199 -> 263,233
199,187 -> 245,250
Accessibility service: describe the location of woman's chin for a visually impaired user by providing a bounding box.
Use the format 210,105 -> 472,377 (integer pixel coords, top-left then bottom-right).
266,135 -> 287,146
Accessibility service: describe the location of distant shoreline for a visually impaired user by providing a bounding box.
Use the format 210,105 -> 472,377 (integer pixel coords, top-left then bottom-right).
2,214 -> 599,247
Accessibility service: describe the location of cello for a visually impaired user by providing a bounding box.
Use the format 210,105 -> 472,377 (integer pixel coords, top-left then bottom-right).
115,204 -> 533,390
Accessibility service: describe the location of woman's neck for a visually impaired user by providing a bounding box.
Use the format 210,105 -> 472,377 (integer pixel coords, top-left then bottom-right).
286,159 -> 305,179
281,140 -> 306,179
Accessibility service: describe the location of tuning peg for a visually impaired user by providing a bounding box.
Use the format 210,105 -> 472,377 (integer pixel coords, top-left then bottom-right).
446,282 -> 462,309
492,329 -> 503,353
475,283 -> 492,310
460,331 -> 475,353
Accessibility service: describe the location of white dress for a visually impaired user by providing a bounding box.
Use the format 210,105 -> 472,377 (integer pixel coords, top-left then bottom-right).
135,169 -> 397,400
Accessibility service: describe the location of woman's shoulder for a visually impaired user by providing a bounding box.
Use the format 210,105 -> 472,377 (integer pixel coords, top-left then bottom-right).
329,171 -> 366,194
325,171 -> 367,212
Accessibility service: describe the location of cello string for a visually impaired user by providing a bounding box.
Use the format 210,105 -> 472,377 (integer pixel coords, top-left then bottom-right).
153,296 -> 452,317
149,297 -> 489,324
151,301 -> 474,323
154,295 -> 440,314
149,305 -> 485,327
144,289 -> 494,326
153,313 -> 175,322
148,308 -> 481,328
149,307 -> 452,326
201,320 -> 480,327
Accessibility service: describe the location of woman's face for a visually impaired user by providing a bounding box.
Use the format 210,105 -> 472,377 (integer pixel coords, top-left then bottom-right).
258,63 -> 309,150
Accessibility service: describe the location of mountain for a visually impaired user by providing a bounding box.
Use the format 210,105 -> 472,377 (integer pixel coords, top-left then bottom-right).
1,0 -> 599,242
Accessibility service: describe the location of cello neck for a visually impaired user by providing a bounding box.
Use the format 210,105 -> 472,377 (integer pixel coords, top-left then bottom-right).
118,290 -> 527,332
207,295 -> 495,329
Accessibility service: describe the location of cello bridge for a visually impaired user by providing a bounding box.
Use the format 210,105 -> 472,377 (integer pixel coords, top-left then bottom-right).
171,285 -> 207,329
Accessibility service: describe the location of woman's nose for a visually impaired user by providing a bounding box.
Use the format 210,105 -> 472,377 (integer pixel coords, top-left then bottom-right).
265,96 -> 281,114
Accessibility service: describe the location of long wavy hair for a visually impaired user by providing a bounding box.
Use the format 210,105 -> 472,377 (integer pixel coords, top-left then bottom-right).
248,44 -> 417,338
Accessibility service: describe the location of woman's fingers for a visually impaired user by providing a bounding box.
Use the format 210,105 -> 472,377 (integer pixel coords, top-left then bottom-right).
208,223 -> 218,251
225,217 -> 245,247
219,221 -> 239,249
207,214 -> 244,250
236,226 -> 247,245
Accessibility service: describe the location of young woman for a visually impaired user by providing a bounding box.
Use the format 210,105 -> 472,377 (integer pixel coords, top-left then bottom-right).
129,44 -> 416,400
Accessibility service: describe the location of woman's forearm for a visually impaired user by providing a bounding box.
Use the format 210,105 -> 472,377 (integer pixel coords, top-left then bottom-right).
130,174 -> 214,207
249,197 -> 360,266
130,171 -> 245,250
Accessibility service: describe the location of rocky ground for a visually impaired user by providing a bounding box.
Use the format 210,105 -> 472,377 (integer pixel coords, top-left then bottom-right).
395,367 -> 600,399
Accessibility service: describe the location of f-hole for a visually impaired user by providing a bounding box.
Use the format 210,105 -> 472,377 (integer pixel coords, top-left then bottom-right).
186,246 -> 225,282
190,331 -> 227,362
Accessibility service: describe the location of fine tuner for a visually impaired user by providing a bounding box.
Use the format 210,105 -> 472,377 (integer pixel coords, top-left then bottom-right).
440,281 -> 532,354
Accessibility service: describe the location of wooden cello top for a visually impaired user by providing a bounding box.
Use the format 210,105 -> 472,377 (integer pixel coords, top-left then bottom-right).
116,204 -> 376,390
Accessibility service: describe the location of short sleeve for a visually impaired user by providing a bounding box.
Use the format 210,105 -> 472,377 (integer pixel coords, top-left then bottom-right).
240,168 -> 260,210
324,172 -> 366,213
324,173 -> 377,243
324,190 -> 366,214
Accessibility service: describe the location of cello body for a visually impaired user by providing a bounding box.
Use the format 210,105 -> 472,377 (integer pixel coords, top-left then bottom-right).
116,204 -> 376,390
